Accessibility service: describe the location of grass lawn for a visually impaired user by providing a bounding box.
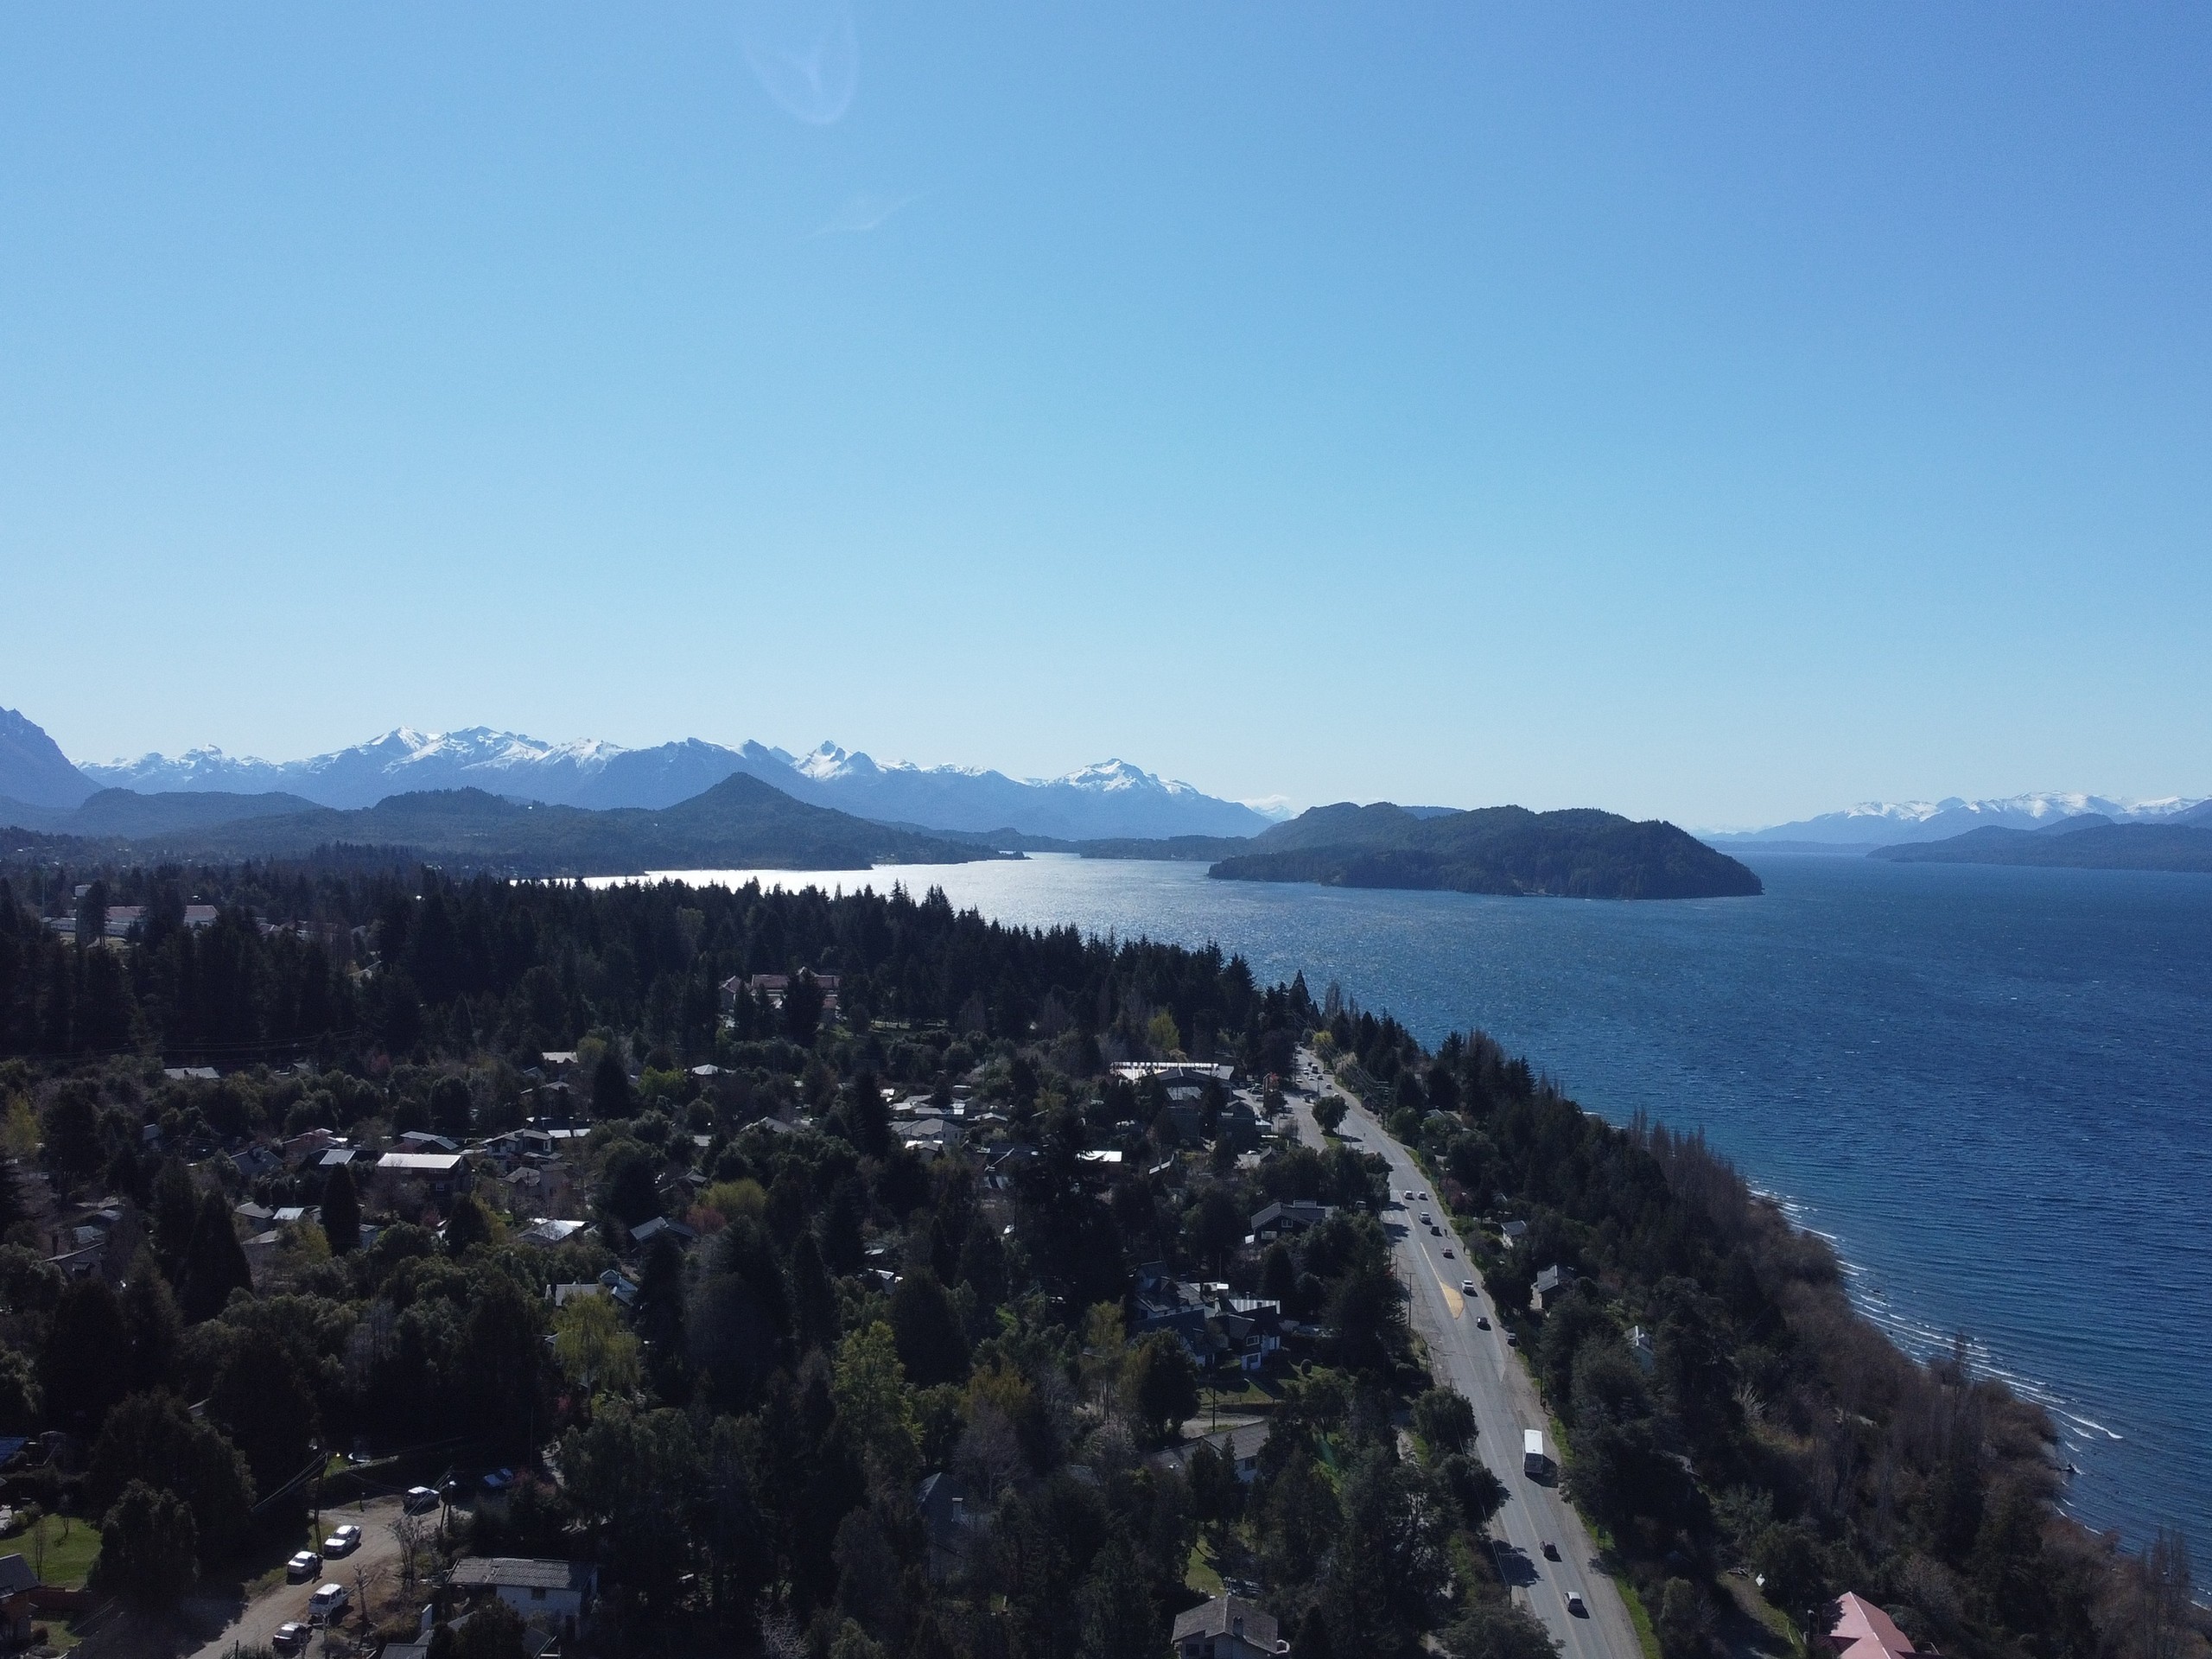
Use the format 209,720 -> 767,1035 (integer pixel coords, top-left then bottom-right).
1198,1377 -> 1275,1412
1184,1539 -> 1224,1597
19,1513 -> 100,1588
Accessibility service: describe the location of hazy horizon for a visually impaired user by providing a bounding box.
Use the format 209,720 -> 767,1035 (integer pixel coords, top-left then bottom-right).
5,3 -> 2206,825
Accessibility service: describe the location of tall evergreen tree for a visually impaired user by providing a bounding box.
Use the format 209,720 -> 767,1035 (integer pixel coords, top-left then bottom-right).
321,1160 -> 361,1255
178,1190 -> 251,1322
40,1275 -> 130,1432
120,1249 -> 183,1395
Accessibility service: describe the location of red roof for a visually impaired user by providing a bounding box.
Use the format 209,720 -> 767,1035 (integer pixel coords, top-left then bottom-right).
1830,1593 -> 1916,1659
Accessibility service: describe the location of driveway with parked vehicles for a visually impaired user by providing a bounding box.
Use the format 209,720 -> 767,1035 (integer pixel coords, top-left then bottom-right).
185,1494 -> 412,1659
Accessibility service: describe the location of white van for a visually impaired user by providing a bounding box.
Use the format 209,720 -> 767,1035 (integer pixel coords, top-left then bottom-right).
308,1582 -> 349,1624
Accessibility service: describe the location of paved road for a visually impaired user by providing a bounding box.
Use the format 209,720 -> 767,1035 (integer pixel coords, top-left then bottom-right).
185,1493 -> 415,1659
1288,1053 -> 1643,1659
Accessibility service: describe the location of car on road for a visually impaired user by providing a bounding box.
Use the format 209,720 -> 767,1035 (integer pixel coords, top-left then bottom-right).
1418,1191 -> 1428,1201
1442,1247 -> 1455,1258
1460,1280 -> 1477,1294
1403,1190 -> 1415,1200
286,1549 -> 321,1581
1429,1224 -> 1442,1236
1542,1540 -> 1560,1560
322,1523 -> 362,1556
404,1485 -> 440,1514
1565,1592 -> 1587,1618
1476,1315 -> 1491,1329
308,1582 -> 349,1625
274,1623 -> 311,1655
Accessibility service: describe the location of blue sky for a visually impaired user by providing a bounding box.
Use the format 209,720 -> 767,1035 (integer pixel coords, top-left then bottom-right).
3,3 -> 2206,828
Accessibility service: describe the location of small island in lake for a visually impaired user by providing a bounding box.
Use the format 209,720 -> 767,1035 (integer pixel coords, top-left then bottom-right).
1209,802 -> 1763,899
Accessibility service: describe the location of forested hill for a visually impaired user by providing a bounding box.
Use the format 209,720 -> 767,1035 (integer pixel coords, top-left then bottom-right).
1210,803 -> 1762,899
0,772 -> 995,875
1870,821 -> 2212,874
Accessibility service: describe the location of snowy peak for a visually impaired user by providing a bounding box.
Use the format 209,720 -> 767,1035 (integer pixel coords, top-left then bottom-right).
1723,791 -> 2209,845
1053,758 -> 1196,797
50,715 -> 1277,840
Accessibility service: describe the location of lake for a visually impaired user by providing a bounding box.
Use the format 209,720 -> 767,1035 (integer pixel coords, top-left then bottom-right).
594,851 -> 2212,1549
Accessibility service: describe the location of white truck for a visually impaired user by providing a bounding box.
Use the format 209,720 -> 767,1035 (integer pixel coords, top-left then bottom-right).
1523,1428 -> 1548,1478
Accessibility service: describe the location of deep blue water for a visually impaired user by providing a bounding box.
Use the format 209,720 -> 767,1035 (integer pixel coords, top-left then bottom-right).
621,853 -> 2212,1548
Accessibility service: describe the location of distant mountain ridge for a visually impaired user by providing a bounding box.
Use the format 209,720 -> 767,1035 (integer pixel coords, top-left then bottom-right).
69,723 -> 1277,840
1869,819 -> 2212,874
1711,791 -> 2210,847
0,707 -> 99,810
1211,802 -> 1762,900
3,772 -> 995,875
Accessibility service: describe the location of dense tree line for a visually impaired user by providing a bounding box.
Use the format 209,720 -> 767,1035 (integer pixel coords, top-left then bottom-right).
0,868 -> 1543,1659
1319,1002 -> 2201,1659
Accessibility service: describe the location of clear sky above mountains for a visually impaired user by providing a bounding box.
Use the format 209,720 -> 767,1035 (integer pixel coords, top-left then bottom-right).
3,3 -> 2205,827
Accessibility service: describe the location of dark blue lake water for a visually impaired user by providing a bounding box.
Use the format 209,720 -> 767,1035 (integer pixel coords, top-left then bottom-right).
626,852 -> 2212,1548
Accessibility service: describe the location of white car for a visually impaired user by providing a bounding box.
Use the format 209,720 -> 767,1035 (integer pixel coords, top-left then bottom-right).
404,1485 -> 441,1515
1403,1189 -> 1415,1200
274,1623 -> 312,1655
1461,1280 -> 1477,1294
309,1583 -> 349,1624
285,1550 -> 320,1581
322,1523 -> 362,1556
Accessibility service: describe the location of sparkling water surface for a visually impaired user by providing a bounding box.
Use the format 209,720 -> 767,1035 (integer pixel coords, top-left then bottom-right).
598,852 -> 2212,1548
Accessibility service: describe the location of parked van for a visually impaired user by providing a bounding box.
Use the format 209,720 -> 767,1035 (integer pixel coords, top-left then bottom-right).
309,1583 -> 349,1624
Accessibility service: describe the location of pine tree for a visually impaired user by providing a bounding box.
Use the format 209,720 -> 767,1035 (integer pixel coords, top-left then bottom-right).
178,1190 -> 251,1322
321,1160 -> 361,1255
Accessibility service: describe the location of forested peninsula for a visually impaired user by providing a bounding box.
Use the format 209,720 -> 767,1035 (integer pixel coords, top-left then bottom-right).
0,855 -> 2186,1659
1871,822 -> 2212,874
1210,804 -> 1763,899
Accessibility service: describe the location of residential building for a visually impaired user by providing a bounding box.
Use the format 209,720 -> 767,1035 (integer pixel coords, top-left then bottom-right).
1172,1594 -> 1284,1659
1824,1594 -> 1922,1659
0,1553 -> 36,1643
448,1559 -> 597,1624
915,1471 -> 990,1584
1249,1200 -> 1332,1241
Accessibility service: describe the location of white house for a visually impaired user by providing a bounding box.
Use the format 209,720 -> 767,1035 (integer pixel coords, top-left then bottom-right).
448,1558 -> 597,1624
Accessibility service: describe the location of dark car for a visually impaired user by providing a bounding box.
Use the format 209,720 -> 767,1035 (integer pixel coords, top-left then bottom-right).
1542,1541 -> 1560,1560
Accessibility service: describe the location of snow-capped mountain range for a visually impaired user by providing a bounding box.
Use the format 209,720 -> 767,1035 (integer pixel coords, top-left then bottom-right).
42,721 -> 1283,841
1710,791 -> 2212,846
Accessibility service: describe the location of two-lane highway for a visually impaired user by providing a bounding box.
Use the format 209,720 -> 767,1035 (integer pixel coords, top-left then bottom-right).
1288,1052 -> 1643,1659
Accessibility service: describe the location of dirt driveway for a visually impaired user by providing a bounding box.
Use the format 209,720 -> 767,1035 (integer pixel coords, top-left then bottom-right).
184,1493 -> 418,1659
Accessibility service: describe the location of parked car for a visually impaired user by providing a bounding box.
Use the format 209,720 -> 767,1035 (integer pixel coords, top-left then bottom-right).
322,1523 -> 361,1556
404,1485 -> 440,1515
1505,1332 -> 1518,1347
1566,1592 -> 1587,1618
274,1623 -> 312,1655
308,1583 -> 349,1625
286,1550 -> 321,1581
